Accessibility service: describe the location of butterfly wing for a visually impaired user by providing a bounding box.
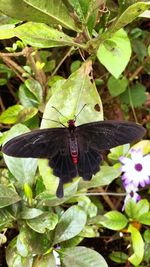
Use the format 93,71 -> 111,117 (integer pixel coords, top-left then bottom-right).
76,120 -> 145,181
49,151 -> 78,198
77,147 -> 102,181
2,128 -> 78,198
76,120 -> 145,151
2,128 -> 69,158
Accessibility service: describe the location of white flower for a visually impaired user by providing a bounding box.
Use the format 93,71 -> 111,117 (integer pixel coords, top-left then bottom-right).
120,149 -> 150,188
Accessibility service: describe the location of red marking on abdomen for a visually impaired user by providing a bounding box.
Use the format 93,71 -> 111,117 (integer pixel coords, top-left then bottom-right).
72,154 -> 78,164
69,136 -> 78,165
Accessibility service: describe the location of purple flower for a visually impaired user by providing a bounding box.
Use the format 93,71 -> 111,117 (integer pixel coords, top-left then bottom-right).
119,149 -> 150,209
122,183 -> 141,210
120,149 -> 150,188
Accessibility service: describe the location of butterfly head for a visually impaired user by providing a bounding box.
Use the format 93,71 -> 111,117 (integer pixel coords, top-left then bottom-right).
68,119 -> 76,130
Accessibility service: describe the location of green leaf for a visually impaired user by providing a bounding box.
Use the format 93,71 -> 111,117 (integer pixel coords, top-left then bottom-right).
23,0 -> 81,31
132,39 -> 147,62
132,140 -> 150,155
107,76 -> 128,97
108,144 -> 130,161
79,166 -> 121,190
60,246 -> 108,267
120,82 -> 147,107
25,79 -> 43,103
7,227 -> 51,260
100,211 -> 128,230
6,237 -> 33,267
0,78 -> 7,86
97,29 -> 131,78
143,229 -> 150,243
0,185 -> 20,208
3,124 -> 38,185
80,225 -> 99,238
0,210 -> 14,231
125,199 -> 137,219
34,252 -> 56,267
134,199 -> 150,218
128,224 -> 144,266
61,235 -> 84,248
19,208 -> 44,219
0,0 -> 80,32
138,212 -> 150,226
36,179 -> 79,207
17,229 -> 30,257
41,60 -> 103,128
111,2 -> 150,33
0,24 -> 16,39
14,22 -> 79,48
109,251 -> 128,263
0,105 -> 23,124
18,107 -> 38,123
53,205 -> 87,244
19,84 -> 39,108
27,212 -> 58,233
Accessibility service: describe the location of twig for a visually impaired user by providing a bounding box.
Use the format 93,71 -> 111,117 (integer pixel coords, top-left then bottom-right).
0,96 -> 5,112
51,47 -> 73,76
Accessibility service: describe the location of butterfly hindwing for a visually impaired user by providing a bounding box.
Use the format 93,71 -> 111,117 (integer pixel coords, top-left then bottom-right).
77,147 -> 102,180
49,150 -> 78,198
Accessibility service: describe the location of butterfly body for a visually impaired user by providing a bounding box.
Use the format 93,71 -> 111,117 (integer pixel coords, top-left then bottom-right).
2,120 -> 145,198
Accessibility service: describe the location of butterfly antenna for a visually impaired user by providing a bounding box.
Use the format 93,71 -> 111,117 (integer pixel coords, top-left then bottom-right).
75,104 -> 87,121
51,106 -> 67,120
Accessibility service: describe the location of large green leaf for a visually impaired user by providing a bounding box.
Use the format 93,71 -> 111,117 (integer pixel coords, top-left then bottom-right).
97,29 -> 131,78
39,60 -> 103,195
23,0 -> 81,31
3,124 -> 37,185
41,60 -> 103,128
53,205 -> 87,244
0,185 -> 20,208
111,2 -> 150,33
0,0 -> 80,31
60,246 -> 108,267
14,22 -> 79,48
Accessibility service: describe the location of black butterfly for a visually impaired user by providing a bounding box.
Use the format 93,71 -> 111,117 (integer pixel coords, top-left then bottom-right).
2,120 -> 145,198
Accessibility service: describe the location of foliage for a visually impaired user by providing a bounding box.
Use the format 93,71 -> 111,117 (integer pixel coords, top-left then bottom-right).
0,1 -> 150,266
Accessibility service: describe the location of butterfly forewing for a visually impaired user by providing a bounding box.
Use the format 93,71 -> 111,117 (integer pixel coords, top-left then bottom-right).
76,121 -> 145,151
2,128 -> 68,158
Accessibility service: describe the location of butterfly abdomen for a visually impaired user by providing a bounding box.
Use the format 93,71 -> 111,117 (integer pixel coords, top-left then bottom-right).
69,135 -> 78,164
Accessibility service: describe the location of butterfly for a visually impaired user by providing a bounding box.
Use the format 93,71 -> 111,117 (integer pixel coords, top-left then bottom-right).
2,120 -> 145,198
